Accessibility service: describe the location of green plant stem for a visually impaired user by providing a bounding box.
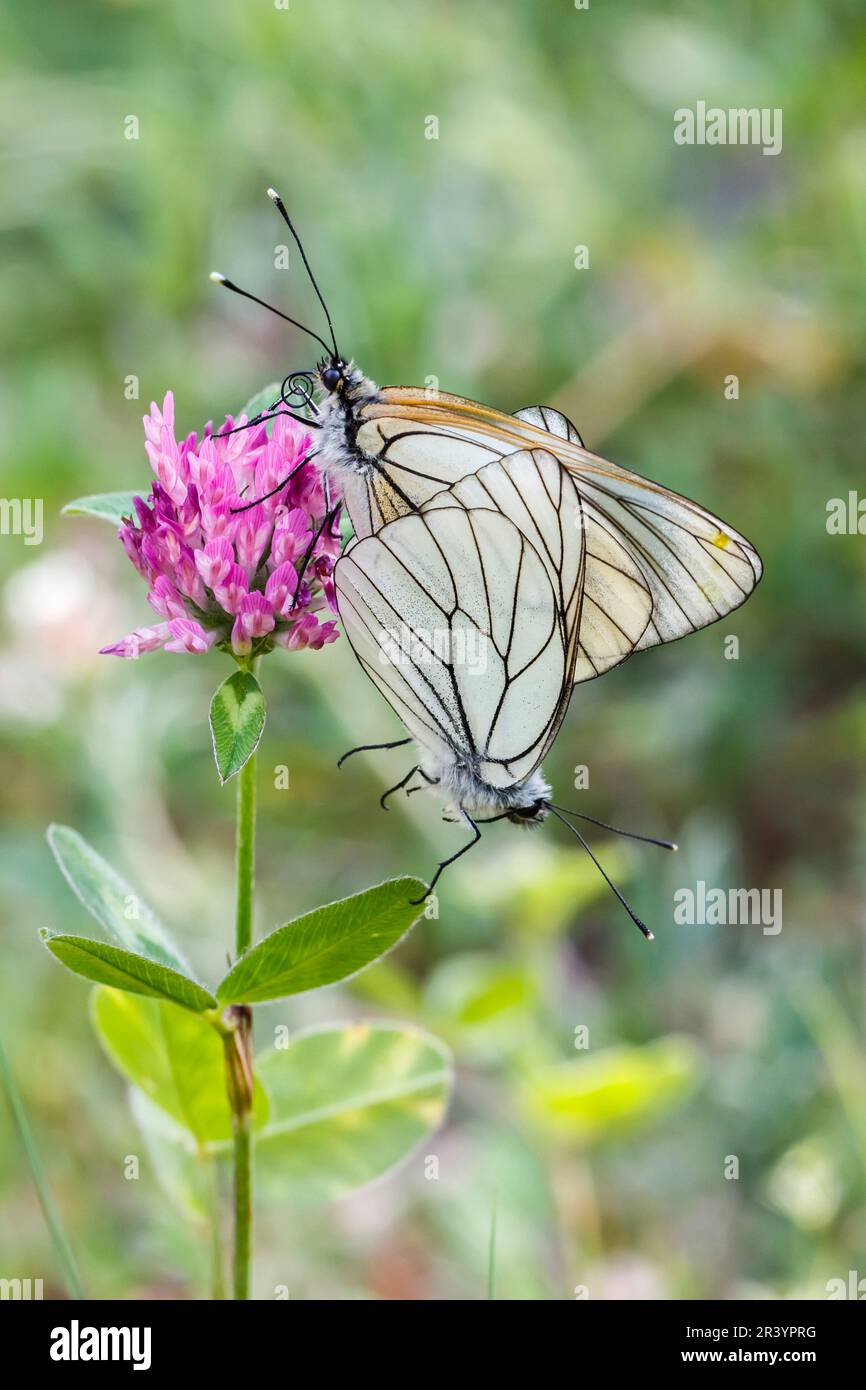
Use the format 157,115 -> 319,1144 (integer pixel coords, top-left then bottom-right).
234,748 -> 257,958
227,731 -> 258,1301
232,1112 -> 253,1300
0,1034 -> 86,1300
225,1010 -> 254,1300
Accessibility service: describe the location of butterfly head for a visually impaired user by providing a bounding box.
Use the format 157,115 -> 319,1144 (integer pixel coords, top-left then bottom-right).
318,358 -> 350,394
316,358 -> 381,421
506,797 -> 550,828
315,358 -> 378,407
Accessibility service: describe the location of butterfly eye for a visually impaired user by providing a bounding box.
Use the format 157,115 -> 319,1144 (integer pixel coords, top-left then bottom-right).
322,365 -> 343,391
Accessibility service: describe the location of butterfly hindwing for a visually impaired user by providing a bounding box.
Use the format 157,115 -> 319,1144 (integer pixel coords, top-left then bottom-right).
334,501 -> 569,791
424,447 -> 653,686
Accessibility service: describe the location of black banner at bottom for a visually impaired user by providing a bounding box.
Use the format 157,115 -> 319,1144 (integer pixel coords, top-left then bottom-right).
3,1297 -> 859,1374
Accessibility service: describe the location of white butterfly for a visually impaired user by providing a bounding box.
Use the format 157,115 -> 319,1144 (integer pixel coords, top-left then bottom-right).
332,439 -> 756,931
212,190 -> 763,931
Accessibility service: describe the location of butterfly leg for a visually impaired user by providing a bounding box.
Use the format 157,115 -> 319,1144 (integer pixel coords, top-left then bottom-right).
406,769 -> 440,797
289,503 -> 342,610
337,737 -> 411,769
231,454 -> 310,513
380,766 -> 420,810
410,813 -> 481,905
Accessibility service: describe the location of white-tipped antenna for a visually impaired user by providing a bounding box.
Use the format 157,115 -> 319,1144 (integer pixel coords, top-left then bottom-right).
548,802 -> 677,853
547,805 -> 655,941
265,187 -> 339,359
208,267 -> 332,355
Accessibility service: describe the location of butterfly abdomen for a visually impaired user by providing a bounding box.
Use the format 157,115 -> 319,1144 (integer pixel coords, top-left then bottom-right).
431,756 -> 551,824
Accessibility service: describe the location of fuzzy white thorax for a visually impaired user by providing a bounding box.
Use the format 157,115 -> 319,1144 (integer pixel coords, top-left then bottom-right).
314,363 -> 381,483
417,747 -> 551,825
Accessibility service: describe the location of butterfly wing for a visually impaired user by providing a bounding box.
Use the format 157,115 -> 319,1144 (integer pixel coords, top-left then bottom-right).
513,404 -> 584,447
353,387 -> 761,667
348,388 -> 583,539
556,455 -> 762,654
426,447 -> 653,685
334,499 -> 571,790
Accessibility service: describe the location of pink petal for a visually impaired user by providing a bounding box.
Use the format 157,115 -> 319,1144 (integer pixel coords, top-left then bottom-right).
235,503 -> 271,572
174,547 -> 208,606
143,391 -> 175,448
238,591 -> 275,638
164,618 -> 217,654
200,499 -> 235,542
100,623 -> 170,659
231,592 -> 275,656
188,436 -> 217,490
271,507 -> 312,567
195,537 -> 235,589
264,561 -> 299,617
276,612 -> 339,652
147,576 -> 187,620
214,562 -> 248,615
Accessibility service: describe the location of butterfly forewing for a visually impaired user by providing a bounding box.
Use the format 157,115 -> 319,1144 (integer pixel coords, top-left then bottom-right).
349,388 -> 761,667
561,462 -> 762,649
513,404 -> 584,446
347,388 -> 571,541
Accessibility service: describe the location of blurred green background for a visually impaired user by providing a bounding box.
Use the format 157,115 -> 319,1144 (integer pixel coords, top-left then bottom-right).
2,0 -> 865,1300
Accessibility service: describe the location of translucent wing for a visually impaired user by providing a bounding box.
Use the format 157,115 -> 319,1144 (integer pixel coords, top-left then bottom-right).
426,447 -> 652,685
513,404 -> 584,447
334,502 -> 571,790
351,387 -> 761,665
557,456 -> 762,652
347,389 -> 586,540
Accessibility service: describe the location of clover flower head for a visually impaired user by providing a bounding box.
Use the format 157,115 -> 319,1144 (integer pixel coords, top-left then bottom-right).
102,393 -> 340,661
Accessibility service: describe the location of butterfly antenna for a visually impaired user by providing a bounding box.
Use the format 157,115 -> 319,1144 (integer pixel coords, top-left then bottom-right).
215,410 -> 314,441
213,369 -> 324,443
229,458 -> 311,513
547,805 -> 654,941
209,271 -> 333,356
267,188 -> 340,360
214,396 -> 322,443
549,803 -> 677,852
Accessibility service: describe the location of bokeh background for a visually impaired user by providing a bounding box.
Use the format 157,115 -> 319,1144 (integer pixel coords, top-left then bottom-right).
2,0 -> 865,1300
